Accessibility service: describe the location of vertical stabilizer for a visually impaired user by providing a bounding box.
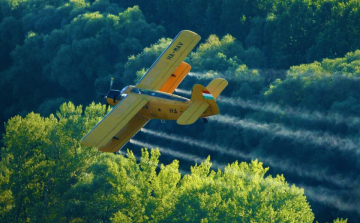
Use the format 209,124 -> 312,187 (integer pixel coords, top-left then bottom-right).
191,84 -> 219,115
177,84 -> 220,125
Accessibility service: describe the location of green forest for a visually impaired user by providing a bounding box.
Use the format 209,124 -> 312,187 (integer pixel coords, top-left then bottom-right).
1,0 -> 359,222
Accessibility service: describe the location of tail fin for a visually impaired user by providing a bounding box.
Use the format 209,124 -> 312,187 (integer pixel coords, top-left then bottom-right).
177,84 -> 219,125
190,84 -> 219,115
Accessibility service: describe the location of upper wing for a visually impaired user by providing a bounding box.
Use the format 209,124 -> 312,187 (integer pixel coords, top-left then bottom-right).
81,94 -> 148,148
158,61 -> 191,93
136,30 -> 201,90
99,114 -> 149,152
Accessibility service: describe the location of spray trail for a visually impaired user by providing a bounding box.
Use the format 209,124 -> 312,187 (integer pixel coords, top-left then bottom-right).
176,86 -> 360,126
188,72 -> 213,79
141,128 -> 358,188
142,128 -> 251,159
188,71 -> 245,82
188,72 -> 203,78
219,96 -> 360,126
116,149 -> 159,168
131,139 -> 202,163
118,143 -> 189,175
133,137 -> 359,212
213,114 -> 360,154
301,185 -> 360,214
130,139 -> 222,169
174,88 -> 191,96
127,139 -> 356,209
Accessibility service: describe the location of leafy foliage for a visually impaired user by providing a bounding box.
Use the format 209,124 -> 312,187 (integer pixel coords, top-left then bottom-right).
1,102 -> 103,222
0,104 -> 314,222
265,50 -> 360,114
162,158 -> 314,223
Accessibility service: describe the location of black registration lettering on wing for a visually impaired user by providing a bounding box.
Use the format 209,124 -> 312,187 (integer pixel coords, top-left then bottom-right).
166,42 -> 183,60
166,54 -> 174,60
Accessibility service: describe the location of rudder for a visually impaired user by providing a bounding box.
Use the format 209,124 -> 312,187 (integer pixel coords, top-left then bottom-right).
177,84 -> 219,125
191,84 -> 219,115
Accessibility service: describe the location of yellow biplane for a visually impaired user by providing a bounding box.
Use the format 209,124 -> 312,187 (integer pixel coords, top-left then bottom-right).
81,30 -> 228,152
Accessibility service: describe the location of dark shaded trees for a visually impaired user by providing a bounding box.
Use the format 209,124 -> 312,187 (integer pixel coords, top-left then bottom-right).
0,1 -> 165,128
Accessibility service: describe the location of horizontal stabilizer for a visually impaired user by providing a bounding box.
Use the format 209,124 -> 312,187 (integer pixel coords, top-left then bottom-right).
177,101 -> 209,125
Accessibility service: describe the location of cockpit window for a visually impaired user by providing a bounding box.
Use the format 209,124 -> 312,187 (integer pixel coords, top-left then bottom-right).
130,87 -> 187,102
130,88 -> 141,94
120,86 -> 129,94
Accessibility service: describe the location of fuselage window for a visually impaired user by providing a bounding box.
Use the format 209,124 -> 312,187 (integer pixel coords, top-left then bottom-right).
131,88 -> 187,102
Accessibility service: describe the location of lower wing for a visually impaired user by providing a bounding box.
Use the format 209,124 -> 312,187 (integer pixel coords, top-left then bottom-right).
81,94 -> 148,149
99,114 -> 149,152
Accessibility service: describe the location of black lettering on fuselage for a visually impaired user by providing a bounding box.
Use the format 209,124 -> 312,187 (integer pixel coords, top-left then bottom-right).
169,108 -> 178,114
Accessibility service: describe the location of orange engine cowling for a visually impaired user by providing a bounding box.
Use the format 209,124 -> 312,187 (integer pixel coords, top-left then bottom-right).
106,90 -> 121,106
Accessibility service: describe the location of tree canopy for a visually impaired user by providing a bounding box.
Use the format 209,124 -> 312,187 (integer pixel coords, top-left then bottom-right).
1,102 -> 315,222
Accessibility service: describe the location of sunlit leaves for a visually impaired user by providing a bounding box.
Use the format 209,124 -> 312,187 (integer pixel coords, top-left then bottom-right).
2,112 -> 58,222
264,50 -> 360,112
74,149 -> 314,223
1,102 -> 102,222
190,34 -> 244,71
162,159 -> 314,223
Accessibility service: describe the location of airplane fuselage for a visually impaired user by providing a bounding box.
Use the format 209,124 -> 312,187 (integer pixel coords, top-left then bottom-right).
106,85 -> 212,121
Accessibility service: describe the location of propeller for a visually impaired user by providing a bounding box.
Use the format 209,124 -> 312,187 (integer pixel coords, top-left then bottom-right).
98,92 -> 109,111
99,77 -> 123,112
98,77 -> 115,112
110,77 -> 114,90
